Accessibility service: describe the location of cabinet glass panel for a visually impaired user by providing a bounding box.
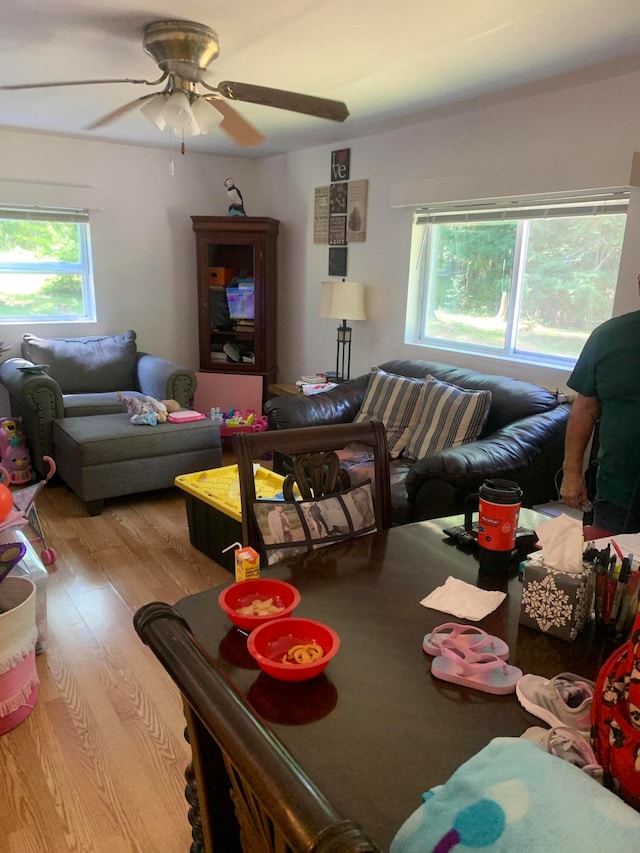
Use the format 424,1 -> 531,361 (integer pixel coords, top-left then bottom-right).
192,216 -> 278,398
207,242 -> 256,367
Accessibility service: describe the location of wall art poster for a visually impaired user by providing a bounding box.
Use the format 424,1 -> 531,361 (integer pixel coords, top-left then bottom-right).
346,179 -> 368,243
313,185 -> 330,243
329,181 -> 348,214
328,247 -> 348,277
331,148 -> 350,182
329,215 -> 347,246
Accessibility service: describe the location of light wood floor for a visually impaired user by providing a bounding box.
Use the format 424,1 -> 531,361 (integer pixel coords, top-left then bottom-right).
0,480 -> 234,853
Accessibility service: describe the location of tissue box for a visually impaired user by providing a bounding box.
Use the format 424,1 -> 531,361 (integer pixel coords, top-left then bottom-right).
519,561 -> 594,641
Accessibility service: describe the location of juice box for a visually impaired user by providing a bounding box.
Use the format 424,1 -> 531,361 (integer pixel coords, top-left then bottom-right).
235,546 -> 260,581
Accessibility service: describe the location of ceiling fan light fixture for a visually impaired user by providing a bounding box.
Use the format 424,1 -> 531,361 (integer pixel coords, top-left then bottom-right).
2,19 -> 349,149
164,90 -> 194,129
140,93 -> 168,130
182,113 -> 202,137
191,97 -> 223,134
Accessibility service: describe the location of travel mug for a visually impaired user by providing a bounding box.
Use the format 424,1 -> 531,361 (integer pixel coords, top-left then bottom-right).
475,479 -> 523,575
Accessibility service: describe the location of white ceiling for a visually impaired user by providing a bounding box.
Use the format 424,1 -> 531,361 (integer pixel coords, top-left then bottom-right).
3,0 -> 640,158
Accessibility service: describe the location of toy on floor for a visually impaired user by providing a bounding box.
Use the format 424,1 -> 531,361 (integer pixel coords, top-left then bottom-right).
8,455 -> 57,565
0,417 -> 32,485
207,408 -> 268,434
0,541 -> 27,587
0,481 -> 13,522
117,393 -> 181,426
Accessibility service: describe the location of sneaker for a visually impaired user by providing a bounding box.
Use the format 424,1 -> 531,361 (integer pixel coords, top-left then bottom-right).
516,672 -> 594,732
521,725 -> 603,783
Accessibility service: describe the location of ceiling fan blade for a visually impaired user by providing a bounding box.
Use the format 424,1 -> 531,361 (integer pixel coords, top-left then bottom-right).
86,93 -> 159,130
217,81 -> 349,123
0,74 -> 166,91
205,98 -> 265,147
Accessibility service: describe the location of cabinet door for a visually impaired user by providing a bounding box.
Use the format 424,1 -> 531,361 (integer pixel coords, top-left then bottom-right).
193,216 -> 278,400
199,235 -> 263,371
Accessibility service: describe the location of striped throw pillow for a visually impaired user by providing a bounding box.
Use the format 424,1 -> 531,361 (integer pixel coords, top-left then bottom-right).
354,368 -> 425,458
403,375 -> 491,461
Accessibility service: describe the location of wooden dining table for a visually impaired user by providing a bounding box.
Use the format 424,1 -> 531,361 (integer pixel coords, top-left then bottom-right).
175,509 -> 614,851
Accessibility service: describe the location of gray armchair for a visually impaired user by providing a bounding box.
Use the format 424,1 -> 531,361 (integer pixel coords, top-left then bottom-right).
0,330 -> 197,478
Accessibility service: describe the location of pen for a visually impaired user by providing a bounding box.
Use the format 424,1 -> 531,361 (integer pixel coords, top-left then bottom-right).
611,539 -> 625,562
610,558 -> 630,622
603,555 -> 618,625
616,569 -> 640,637
595,563 -> 607,623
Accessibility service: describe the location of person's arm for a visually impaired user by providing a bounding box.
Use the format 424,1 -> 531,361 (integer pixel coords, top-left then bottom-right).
560,393 -> 601,508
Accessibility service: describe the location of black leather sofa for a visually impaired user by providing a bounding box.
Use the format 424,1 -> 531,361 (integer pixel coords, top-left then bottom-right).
264,359 -> 570,525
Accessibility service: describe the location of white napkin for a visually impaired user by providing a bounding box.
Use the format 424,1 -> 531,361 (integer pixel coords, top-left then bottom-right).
420,576 -> 507,621
533,513 -> 583,574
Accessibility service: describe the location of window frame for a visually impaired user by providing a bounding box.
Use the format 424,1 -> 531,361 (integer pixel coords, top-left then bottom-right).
0,205 -> 96,324
409,191 -> 629,369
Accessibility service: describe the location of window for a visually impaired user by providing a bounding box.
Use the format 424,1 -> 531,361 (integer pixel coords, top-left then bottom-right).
409,193 -> 628,366
0,206 -> 96,323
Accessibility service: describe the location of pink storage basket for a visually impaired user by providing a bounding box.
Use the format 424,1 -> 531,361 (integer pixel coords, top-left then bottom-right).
0,576 -> 38,735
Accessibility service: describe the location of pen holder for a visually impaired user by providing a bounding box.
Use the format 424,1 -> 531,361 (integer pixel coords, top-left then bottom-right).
592,560 -> 640,639
519,561 -> 594,641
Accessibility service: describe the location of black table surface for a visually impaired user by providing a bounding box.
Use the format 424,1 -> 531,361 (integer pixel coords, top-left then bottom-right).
176,509 -> 614,850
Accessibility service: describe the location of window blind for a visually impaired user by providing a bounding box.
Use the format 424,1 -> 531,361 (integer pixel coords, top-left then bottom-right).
0,205 -> 89,224
414,191 -> 630,225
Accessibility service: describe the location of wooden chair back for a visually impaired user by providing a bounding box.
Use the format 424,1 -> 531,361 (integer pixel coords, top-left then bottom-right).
134,602 -> 382,853
232,420 -> 392,556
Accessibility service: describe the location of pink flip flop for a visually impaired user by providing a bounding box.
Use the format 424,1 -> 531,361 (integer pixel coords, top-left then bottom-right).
422,622 -> 510,660
430,645 -> 522,695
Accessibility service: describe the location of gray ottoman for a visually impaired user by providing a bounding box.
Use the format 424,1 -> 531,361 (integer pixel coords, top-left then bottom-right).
52,413 -> 222,515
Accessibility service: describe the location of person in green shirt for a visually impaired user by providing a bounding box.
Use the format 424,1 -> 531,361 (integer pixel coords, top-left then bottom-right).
561,279 -> 640,533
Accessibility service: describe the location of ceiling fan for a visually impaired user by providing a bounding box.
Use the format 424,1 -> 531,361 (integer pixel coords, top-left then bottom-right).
0,19 -> 350,148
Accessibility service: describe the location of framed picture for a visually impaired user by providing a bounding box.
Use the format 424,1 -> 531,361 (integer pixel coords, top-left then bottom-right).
329,182 -> 348,214
330,148 -> 350,182
329,215 -> 347,246
313,185 -> 330,243
328,247 -> 347,277
346,179 -> 368,242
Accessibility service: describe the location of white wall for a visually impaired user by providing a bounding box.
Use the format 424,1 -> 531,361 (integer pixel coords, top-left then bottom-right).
0,128 -> 261,413
261,68 -> 640,389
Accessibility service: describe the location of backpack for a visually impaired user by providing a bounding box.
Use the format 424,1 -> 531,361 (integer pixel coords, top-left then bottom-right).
591,612 -> 640,809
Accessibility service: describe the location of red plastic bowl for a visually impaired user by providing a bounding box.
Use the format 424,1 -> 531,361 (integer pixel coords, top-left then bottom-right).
247,617 -> 340,682
218,578 -> 301,631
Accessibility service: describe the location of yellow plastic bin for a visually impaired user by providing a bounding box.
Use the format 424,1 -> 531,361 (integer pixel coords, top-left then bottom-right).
175,465 -> 286,571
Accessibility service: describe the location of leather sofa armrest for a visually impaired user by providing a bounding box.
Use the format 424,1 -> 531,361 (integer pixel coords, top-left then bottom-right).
264,375 -> 369,429
136,352 -> 197,408
0,357 -> 65,476
405,405 -> 570,499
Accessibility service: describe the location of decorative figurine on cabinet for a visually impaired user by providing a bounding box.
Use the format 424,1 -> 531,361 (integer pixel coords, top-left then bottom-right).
224,177 -> 246,216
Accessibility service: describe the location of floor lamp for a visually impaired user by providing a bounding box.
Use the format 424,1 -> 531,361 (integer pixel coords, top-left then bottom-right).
320,280 -> 367,381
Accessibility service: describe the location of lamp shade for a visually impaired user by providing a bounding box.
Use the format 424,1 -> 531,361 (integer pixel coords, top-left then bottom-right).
320,281 -> 367,321
191,98 -> 224,133
140,93 -> 168,130
164,90 -> 194,130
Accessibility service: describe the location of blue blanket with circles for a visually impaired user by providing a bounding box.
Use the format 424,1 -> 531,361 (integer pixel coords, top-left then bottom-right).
391,738 -> 640,853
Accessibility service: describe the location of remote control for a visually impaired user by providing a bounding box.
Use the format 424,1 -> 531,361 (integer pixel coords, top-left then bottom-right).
442,524 -> 538,549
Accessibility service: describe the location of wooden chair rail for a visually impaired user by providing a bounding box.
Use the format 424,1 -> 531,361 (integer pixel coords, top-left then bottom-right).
134,601 -> 382,853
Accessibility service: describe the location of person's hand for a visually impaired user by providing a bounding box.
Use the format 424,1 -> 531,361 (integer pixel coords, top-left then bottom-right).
560,472 -> 590,509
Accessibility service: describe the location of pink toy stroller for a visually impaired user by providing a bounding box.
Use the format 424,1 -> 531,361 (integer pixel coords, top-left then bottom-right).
0,456 -> 57,565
